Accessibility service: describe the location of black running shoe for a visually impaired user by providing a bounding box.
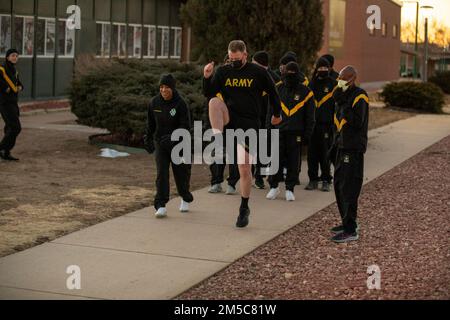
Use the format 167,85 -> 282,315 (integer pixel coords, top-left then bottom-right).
331,225 -> 345,234
331,224 -> 359,234
322,181 -> 331,192
331,232 -> 359,243
0,151 -> 19,161
305,181 -> 318,190
236,207 -> 250,228
254,176 -> 265,189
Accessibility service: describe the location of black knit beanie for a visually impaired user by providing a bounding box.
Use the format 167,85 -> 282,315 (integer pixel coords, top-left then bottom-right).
159,74 -> 176,90
6,48 -> 19,59
253,51 -> 269,67
279,52 -> 297,65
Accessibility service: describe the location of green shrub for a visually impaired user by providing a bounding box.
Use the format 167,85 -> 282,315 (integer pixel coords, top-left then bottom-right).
70,56 -> 207,138
429,71 -> 450,94
381,81 -> 444,114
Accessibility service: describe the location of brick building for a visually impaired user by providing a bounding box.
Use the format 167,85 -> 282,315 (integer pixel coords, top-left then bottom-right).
319,0 -> 402,84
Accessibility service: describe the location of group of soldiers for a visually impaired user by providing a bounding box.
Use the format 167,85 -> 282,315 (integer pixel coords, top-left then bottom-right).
145,40 -> 369,243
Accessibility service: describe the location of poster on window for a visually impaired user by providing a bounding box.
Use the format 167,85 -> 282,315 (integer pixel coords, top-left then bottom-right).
0,16 -> 11,55
119,25 -> 126,57
149,27 -> 156,57
36,19 -> 46,55
66,26 -> 75,57
102,24 -> 110,57
134,27 -> 142,57
174,29 -> 182,57
46,19 -> 55,56
23,17 -> 34,56
14,17 -> 23,55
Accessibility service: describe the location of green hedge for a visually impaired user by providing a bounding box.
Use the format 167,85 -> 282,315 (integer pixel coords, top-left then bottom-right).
381,81 -> 444,114
429,71 -> 450,94
70,57 -> 206,138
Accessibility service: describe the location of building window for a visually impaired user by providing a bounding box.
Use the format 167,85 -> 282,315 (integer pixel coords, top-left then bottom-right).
96,22 -> 111,58
382,23 -> 387,37
171,27 -> 182,59
127,24 -> 142,58
157,26 -> 169,59
112,23 -> 126,57
0,15 -> 12,56
143,25 -> 156,58
58,19 -> 75,57
14,16 -> 34,57
36,17 -> 56,57
393,24 -> 398,38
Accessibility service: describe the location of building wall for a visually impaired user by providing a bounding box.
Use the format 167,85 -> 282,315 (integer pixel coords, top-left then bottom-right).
0,0 -> 184,100
320,0 -> 401,83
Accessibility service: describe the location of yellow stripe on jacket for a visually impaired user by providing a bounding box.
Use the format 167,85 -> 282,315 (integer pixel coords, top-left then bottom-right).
352,94 -> 369,108
0,66 -> 18,93
316,85 -> 338,108
334,114 -> 347,132
281,91 -> 314,117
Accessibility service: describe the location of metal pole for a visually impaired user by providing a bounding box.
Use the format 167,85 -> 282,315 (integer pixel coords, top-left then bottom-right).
32,0 -> 37,99
413,2 -> 419,79
53,0 -> 58,97
140,0 -> 144,59
424,17 -> 429,82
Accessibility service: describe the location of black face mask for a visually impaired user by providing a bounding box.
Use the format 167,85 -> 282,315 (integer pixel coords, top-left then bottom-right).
317,70 -> 329,78
283,73 -> 301,88
231,60 -> 243,69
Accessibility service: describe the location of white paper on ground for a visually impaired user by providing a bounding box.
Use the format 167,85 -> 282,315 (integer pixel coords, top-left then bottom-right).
99,148 -> 130,158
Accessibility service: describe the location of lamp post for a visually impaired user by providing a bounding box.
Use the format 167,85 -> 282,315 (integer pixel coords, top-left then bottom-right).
421,5 -> 434,82
414,2 -> 419,78
403,1 -> 420,78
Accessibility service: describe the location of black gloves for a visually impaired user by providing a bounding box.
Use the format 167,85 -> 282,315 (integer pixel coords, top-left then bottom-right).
143,134 -> 155,154
326,144 -> 337,165
159,134 -> 174,148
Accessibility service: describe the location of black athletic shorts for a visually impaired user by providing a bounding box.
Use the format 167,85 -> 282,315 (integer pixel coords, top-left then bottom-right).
225,111 -> 259,157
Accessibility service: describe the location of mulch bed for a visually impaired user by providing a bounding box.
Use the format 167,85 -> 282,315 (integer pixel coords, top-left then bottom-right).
178,135 -> 450,300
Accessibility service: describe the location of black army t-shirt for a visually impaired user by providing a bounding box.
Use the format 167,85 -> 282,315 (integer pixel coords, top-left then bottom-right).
204,62 -> 282,129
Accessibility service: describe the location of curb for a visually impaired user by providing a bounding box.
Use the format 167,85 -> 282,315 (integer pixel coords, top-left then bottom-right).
20,107 -> 71,117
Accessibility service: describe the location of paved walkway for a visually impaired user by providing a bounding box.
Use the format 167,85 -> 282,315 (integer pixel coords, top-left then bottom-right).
0,115 -> 449,300
18,111 -> 108,134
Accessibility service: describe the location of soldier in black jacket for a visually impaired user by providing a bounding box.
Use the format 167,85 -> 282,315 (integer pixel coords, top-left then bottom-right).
330,66 -> 369,243
145,74 -> 194,218
278,52 -> 310,186
306,57 -> 337,192
0,49 -> 24,161
251,50 -> 281,190
266,62 -> 315,202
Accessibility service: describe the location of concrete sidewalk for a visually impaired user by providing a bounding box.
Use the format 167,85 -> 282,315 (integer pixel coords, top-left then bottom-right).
18,111 -> 108,134
0,115 -> 449,300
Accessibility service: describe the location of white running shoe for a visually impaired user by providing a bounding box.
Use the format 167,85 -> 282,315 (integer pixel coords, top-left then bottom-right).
208,184 -> 223,193
266,188 -> 280,200
285,190 -> 296,202
180,200 -> 190,213
155,207 -> 167,218
225,185 -> 237,195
